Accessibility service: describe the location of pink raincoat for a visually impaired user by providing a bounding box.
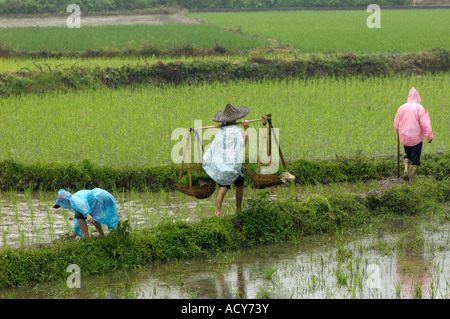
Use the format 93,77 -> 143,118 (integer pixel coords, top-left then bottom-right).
394,87 -> 433,147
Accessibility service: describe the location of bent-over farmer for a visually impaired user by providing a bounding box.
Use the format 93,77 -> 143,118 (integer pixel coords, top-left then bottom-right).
52,188 -> 119,238
394,87 -> 433,182
203,104 -> 250,216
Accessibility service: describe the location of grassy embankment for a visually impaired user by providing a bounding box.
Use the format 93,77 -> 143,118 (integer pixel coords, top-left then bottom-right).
1,50 -> 449,98
0,152 -> 448,192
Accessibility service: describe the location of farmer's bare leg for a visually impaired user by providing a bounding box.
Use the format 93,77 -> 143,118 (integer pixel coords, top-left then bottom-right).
404,158 -> 410,173
93,221 -> 105,236
77,218 -> 90,238
215,186 -> 228,216
410,165 -> 418,182
403,158 -> 410,179
236,184 -> 245,212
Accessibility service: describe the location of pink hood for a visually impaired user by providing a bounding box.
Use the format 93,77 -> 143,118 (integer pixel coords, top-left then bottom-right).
407,87 -> 421,104
394,87 -> 433,147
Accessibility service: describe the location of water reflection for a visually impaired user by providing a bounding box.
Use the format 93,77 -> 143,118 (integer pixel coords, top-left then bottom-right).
394,227 -> 433,299
1,222 -> 449,299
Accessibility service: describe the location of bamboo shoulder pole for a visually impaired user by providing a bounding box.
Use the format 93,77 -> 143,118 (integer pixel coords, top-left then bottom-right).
191,116 -> 270,131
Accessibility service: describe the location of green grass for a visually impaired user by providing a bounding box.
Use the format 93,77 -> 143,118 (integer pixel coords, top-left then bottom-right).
190,9 -> 450,53
0,73 -> 448,166
0,55 -> 260,74
0,24 -> 269,52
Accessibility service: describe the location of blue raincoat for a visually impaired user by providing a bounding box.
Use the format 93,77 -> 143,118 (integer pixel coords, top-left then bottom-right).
53,188 -> 119,237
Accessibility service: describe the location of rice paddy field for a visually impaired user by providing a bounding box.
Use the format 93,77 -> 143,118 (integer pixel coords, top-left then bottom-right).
0,73 -> 448,165
189,9 -> 450,53
0,10 -> 449,53
0,24 -> 269,52
0,7 -> 449,300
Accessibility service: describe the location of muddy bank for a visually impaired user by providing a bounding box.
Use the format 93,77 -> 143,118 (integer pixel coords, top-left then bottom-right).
0,14 -> 201,28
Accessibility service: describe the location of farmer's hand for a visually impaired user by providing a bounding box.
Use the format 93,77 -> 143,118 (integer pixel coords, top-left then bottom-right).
86,214 -> 95,225
242,120 -> 249,129
428,138 -> 433,143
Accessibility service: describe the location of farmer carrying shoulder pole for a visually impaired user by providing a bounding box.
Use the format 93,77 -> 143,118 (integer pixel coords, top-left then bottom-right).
203,104 -> 250,216
394,87 -> 433,182
52,188 -> 119,238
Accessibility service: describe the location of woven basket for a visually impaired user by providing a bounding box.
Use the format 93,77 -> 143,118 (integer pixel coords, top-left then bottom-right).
252,173 -> 283,189
175,182 -> 216,199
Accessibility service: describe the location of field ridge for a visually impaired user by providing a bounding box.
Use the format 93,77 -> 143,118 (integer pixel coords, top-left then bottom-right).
0,152 -> 447,192
1,49 -> 448,98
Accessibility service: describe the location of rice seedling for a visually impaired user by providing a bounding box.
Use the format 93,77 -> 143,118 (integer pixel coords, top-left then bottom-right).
45,205 -> 55,242
256,287 -> 271,299
334,267 -> 349,287
262,265 -> 279,281
24,187 -> 35,224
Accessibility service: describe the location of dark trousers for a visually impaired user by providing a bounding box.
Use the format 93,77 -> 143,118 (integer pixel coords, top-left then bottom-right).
403,141 -> 423,166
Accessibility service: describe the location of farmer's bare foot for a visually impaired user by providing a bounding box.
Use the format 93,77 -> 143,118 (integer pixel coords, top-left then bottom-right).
402,171 -> 409,181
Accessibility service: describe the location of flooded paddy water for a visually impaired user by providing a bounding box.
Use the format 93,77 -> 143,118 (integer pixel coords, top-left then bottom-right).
0,179 -> 449,299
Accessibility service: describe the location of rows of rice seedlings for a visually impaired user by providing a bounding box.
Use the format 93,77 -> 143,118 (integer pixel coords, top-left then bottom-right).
0,73 -> 448,166
0,24 -> 269,52
0,186 -> 238,249
190,9 -> 450,53
0,189 -> 60,247
0,175 -> 395,249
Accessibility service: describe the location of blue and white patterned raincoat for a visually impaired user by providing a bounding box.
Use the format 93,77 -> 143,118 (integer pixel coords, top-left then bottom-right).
203,125 -> 244,186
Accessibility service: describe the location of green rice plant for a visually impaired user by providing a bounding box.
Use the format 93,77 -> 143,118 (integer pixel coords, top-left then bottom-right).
190,9 -> 450,53
262,265 -> 279,281
256,287 -> 271,299
0,24 -> 268,52
45,206 -> 55,242
23,188 -> 36,228
413,283 -> 423,299
32,220 -> 44,244
7,190 -> 20,226
335,266 -> 349,287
